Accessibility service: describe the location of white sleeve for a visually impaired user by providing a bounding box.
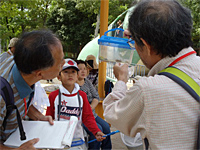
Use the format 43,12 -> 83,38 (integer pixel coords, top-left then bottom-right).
103,80 -> 146,137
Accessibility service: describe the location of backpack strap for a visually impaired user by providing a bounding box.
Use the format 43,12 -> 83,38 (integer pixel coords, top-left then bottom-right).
77,92 -> 82,117
159,66 -> 200,149
0,76 -> 26,140
1,78 -> 15,130
144,66 -> 200,149
58,89 -> 61,121
159,66 -> 200,102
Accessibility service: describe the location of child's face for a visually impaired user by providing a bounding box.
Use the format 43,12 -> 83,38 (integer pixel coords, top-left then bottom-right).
77,63 -> 88,79
59,68 -> 78,86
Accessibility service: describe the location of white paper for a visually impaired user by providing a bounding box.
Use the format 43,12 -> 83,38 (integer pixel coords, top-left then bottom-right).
31,81 -> 50,114
4,120 -> 75,149
62,116 -> 78,147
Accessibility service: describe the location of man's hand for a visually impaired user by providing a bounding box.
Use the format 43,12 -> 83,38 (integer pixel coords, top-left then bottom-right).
0,138 -> 39,150
27,105 -> 54,125
38,115 -> 54,125
95,131 -> 106,142
16,138 -> 39,150
113,63 -> 129,83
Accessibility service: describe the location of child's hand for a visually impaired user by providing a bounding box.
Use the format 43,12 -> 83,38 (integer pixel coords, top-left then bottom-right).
95,131 -> 106,141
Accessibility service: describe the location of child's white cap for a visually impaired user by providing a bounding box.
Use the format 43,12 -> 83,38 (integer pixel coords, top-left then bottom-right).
62,59 -> 79,71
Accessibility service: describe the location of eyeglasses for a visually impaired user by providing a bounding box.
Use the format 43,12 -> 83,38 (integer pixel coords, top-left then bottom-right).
127,38 -> 135,49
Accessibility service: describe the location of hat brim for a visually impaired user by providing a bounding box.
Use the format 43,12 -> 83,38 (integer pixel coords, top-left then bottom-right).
62,66 -> 79,71
86,62 -> 93,69
86,61 -> 98,69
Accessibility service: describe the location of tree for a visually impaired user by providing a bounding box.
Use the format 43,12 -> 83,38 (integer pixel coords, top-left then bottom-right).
108,0 -> 134,24
0,0 -> 51,52
1,0 -> 198,55
46,0 -> 96,57
75,0 -> 134,37
75,0 -> 101,38
179,0 -> 200,54
47,0 -> 135,57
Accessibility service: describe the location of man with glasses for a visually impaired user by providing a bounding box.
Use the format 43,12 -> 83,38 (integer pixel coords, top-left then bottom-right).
103,0 -> 200,149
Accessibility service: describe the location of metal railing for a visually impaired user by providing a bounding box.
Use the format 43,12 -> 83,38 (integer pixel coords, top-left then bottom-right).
106,62 -> 146,83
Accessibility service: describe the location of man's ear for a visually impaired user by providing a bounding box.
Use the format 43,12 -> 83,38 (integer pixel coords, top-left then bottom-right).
34,70 -> 43,80
57,74 -> 61,81
140,38 -> 151,56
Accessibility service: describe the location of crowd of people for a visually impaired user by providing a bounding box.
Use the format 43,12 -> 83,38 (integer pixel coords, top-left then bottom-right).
0,0 -> 199,150
0,31 -> 111,149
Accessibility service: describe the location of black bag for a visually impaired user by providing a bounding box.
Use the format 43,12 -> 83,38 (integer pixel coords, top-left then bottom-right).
104,80 -> 114,97
0,76 -> 26,140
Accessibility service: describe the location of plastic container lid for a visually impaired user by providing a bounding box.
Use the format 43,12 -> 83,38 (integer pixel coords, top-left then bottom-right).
98,28 -> 135,50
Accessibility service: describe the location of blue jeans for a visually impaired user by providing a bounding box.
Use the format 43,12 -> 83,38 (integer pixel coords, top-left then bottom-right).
83,116 -> 112,150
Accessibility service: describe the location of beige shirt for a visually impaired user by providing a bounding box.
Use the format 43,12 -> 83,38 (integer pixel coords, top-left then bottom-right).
103,47 -> 200,149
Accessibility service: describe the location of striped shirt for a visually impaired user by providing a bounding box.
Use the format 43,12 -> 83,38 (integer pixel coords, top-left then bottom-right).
0,50 -> 12,63
86,71 -> 98,91
79,78 -> 100,118
0,56 -> 33,142
103,47 -> 200,149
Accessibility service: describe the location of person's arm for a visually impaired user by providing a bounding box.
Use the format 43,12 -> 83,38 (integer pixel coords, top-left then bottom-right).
27,105 -> 53,125
86,79 -> 100,109
103,63 -> 145,137
81,92 -> 100,134
0,138 -> 39,150
81,91 -> 105,141
45,91 -> 58,120
90,98 -> 99,110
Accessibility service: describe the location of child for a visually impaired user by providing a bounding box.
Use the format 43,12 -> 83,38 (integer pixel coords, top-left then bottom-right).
46,58 -> 105,148
76,60 -> 112,150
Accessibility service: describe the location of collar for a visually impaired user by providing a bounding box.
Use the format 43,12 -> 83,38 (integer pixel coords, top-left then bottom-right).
148,47 -> 196,76
12,64 -> 34,99
59,83 -> 80,95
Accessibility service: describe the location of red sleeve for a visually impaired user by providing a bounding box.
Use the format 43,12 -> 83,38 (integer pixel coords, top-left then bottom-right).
79,90 -> 101,136
45,89 -> 59,120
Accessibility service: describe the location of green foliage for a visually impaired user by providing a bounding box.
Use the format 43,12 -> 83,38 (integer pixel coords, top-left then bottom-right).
46,0 -> 96,55
108,0 -> 133,24
75,0 -> 133,28
0,0 -> 51,52
179,0 -> 200,51
1,0 -> 199,55
75,0 -> 101,15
